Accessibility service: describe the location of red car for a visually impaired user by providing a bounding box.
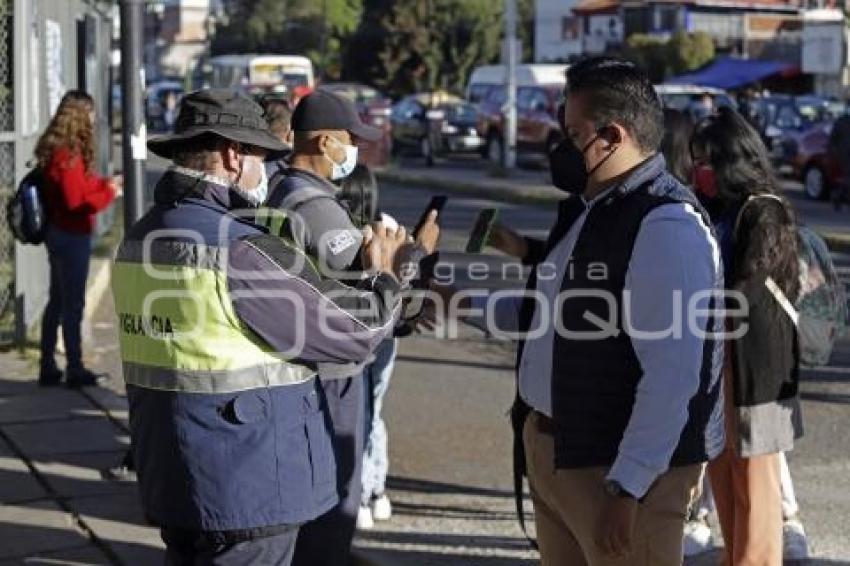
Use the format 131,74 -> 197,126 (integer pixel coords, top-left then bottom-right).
475,84 -> 564,165
781,120 -> 844,201
318,83 -> 393,168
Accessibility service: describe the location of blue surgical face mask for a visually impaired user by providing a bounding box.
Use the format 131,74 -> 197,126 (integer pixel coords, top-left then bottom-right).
327,138 -> 358,181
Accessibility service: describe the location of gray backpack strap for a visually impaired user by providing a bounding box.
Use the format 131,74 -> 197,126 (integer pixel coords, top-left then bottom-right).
278,184 -> 335,214
267,163 -> 289,196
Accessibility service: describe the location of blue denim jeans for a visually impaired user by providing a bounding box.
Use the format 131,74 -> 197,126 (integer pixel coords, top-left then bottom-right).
361,338 -> 398,505
40,226 -> 92,373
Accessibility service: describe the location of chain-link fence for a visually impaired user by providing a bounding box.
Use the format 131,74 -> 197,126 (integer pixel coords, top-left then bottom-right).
0,0 -> 11,132
0,0 -> 14,341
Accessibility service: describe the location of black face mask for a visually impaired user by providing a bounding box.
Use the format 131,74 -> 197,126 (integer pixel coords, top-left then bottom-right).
549,136 -> 593,195
549,128 -> 619,195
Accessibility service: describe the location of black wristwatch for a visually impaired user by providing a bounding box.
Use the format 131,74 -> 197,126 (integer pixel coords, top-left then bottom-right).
604,480 -> 637,500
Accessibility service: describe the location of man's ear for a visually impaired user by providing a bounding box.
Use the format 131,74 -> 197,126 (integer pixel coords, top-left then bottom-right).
316,133 -> 331,155
221,142 -> 241,173
600,124 -> 625,148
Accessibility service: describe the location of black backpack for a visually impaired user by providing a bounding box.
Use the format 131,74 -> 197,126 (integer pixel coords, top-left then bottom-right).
7,168 -> 48,245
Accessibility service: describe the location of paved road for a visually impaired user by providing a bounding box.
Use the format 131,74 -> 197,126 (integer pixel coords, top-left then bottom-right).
355,173 -> 850,564
111,157 -> 850,564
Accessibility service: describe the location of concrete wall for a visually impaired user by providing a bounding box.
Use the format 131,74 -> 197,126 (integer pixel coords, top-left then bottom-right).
534,0 -> 582,62
6,0 -> 114,342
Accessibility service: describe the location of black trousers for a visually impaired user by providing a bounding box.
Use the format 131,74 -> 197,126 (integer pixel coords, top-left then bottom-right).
292,375 -> 365,566
161,526 -> 298,566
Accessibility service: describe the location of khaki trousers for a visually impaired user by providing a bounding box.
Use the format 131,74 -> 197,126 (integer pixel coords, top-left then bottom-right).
523,411 -> 702,566
708,448 -> 783,566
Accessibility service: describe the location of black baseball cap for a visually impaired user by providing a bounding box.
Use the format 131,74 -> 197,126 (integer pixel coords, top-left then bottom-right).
148,89 -> 289,159
291,90 -> 382,142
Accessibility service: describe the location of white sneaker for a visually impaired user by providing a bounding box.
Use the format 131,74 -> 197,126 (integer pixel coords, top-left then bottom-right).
683,518 -> 714,557
371,494 -> 392,521
783,517 -> 810,560
356,505 -> 374,530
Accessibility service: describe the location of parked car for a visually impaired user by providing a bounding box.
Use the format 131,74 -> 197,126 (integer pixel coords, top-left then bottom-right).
753,95 -> 846,165
466,63 -> 567,103
654,84 -> 737,119
475,82 -> 564,165
319,82 -> 393,168
779,117 -> 846,200
390,93 -> 483,166
469,64 -> 567,165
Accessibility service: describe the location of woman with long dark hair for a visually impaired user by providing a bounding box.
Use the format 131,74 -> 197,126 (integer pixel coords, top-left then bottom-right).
35,90 -> 119,387
661,108 -> 694,186
337,164 -> 398,529
691,107 -> 803,565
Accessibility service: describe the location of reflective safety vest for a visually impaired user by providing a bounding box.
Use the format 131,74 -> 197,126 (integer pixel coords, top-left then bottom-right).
112,238 -> 315,394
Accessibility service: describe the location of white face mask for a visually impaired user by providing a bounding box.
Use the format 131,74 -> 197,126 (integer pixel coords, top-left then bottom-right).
327,138 -> 358,181
231,156 -> 268,207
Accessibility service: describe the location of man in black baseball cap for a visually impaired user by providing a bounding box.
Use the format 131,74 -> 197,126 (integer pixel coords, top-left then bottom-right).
264,90 -> 439,566
266,89 -> 386,273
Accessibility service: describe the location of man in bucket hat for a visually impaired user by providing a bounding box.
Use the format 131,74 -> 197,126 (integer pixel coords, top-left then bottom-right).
112,89 -> 412,565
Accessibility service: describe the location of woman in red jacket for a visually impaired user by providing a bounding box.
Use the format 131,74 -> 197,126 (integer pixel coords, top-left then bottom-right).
35,90 -> 119,387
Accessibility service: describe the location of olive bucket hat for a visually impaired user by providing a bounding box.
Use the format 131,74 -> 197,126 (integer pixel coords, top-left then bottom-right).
147,89 -> 289,159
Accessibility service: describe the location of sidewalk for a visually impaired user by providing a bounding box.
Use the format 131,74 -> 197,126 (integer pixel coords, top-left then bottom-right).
0,258 -> 163,565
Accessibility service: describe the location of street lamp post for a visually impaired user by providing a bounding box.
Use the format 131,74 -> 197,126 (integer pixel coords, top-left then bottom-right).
119,0 -> 146,228
503,0 -> 518,169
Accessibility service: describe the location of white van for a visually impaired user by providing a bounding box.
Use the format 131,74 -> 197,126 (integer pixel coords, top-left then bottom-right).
466,64 -> 567,103
208,54 -> 315,96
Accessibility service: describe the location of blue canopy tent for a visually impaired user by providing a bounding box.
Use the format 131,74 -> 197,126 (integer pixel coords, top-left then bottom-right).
668,57 -> 798,90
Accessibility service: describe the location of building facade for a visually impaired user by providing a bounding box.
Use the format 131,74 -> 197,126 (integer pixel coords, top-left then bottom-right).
537,0 -> 809,64
620,1 -> 803,63
574,0 -> 624,56
144,0 -> 219,81
534,0 -> 583,62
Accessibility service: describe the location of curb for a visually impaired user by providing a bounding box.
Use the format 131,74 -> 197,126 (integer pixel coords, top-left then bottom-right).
80,257 -> 113,347
377,169 -> 850,255
375,168 -> 562,207
819,232 -> 850,256
85,257 -> 113,323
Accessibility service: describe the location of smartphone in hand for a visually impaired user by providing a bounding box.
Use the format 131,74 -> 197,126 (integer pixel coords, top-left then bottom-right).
465,208 -> 499,253
413,195 -> 447,239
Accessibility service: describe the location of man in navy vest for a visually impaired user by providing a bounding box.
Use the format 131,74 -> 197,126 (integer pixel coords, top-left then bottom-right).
441,57 -> 725,564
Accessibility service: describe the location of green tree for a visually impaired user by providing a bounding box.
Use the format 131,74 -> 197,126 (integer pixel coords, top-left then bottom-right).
623,32 -> 715,83
668,31 -> 714,76
623,34 -> 670,83
346,0 -> 503,99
